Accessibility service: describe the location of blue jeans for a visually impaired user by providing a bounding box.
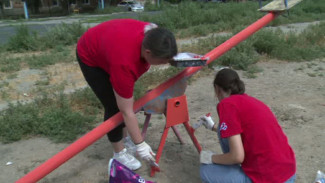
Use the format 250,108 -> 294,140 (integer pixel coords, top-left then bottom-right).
199,127 -> 296,183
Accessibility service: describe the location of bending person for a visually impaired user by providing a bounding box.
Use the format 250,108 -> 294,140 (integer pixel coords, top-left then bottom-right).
198,68 -> 296,183
76,19 -> 177,170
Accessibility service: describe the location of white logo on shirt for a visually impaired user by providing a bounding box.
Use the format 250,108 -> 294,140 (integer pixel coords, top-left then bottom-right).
220,122 -> 228,131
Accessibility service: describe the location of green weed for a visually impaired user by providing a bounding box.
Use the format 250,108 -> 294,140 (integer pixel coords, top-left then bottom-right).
6,24 -> 41,52
0,90 -> 98,143
7,73 -> 18,79
42,22 -> 87,48
244,65 -> 263,79
25,50 -> 73,69
5,22 -> 86,52
0,56 -> 22,73
35,78 -> 50,86
0,81 -> 9,89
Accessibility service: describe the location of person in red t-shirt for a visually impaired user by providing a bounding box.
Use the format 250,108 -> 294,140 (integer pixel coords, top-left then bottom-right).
198,68 -> 296,183
76,19 -> 177,170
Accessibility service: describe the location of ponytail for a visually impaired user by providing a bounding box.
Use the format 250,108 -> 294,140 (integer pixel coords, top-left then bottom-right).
213,68 -> 245,95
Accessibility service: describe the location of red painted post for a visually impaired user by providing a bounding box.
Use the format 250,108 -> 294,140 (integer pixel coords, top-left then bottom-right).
16,12 -> 278,183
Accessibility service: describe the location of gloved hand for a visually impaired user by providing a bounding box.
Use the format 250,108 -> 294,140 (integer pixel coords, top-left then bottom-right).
200,150 -> 216,164
136,141 -> 156,162
199,113 -> 215,130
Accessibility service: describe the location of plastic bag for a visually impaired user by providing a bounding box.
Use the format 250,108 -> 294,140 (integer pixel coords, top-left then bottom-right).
314,170 -> 325,183
108,159 -> 155,183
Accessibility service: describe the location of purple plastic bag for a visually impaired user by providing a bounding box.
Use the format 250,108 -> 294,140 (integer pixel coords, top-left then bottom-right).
108,159 -> 155,183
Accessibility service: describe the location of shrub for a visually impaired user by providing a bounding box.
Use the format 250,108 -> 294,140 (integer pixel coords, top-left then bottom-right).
218,40 -> 259,70
252,30 -> 284,55
5,22 -> 87,52
0,56 -> 22,72
6,24 -> 41,52
42,22 -> 87,48
37,94 -> 94,143
0,102 -> 40,143
0,91 -> 97,143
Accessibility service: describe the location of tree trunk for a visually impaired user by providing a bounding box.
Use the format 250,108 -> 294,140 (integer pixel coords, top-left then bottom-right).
60,0 -> 69,15
0,2 -> 5,18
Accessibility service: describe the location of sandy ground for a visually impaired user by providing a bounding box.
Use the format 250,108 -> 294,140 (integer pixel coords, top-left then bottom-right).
0,58 -> 324,183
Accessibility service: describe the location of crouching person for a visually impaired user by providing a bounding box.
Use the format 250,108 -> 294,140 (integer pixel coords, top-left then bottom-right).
198,68 -> 296,183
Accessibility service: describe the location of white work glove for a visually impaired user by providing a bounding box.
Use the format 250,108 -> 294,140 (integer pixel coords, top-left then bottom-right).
200,150 -> 216,164
199,114 -> 215,130
136,141 -> 156,162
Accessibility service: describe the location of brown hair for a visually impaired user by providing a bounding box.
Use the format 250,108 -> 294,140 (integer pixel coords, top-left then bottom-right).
142,27 -> 177,59
213,68 -> 245,95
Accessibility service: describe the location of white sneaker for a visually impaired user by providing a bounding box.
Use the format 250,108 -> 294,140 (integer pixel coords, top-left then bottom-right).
124,136 -> 137,156
113,148 -> 141,170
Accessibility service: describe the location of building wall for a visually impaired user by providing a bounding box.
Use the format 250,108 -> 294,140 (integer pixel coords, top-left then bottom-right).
3,0 -> 24,16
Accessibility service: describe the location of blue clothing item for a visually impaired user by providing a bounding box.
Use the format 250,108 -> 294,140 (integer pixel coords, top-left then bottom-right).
285,174 -> 296,183
199,126 -> 296,183
200,163 -> 252,183
200,126 -> 252,183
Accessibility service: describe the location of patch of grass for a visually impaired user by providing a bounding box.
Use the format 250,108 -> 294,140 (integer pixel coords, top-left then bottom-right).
25,51 -> 73,69
244,65 -> 263,79
307,73 -> 317,77
315,66 -> 323,71
1,90 -> 10,100
0,90 -> 98,143
294,65 -> 305,71
6,24 -> 41,52
35,77 -> 50,86
182,20 -> 325,71
218,40 -> 259,70
252,30 -> 284,55
0,56 -> 22,73
69,87 -> 102,116
37,95 -> 94,143
307,62 -> 317,68
251,22 -> 325,61
0,81 -> 9,89
5,22 -> 86,52
7,73 -> 18,79
42,22 -> 87,49
140,1 -> 261,32
0,102 -> 40,143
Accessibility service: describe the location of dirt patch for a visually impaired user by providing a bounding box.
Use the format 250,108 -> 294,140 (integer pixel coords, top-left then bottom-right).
0,59 -> 324,183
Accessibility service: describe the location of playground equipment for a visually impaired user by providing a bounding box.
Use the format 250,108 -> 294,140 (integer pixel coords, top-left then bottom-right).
141,94 -> 202,176
259,0 -> 303,12
16,0 -> 303,182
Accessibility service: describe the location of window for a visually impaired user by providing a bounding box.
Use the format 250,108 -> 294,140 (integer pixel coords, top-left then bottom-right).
52,0 -> 59,6
4,0 -> 13,9
70,0 -> 77,5
83,0 -> 89,4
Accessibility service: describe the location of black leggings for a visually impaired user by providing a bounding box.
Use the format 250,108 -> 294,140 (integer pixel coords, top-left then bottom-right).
76,51 -> 125,143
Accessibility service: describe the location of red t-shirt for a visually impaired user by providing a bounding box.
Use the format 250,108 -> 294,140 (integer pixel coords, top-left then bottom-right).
77,19 -> 151,98
217,94 -> 296,183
